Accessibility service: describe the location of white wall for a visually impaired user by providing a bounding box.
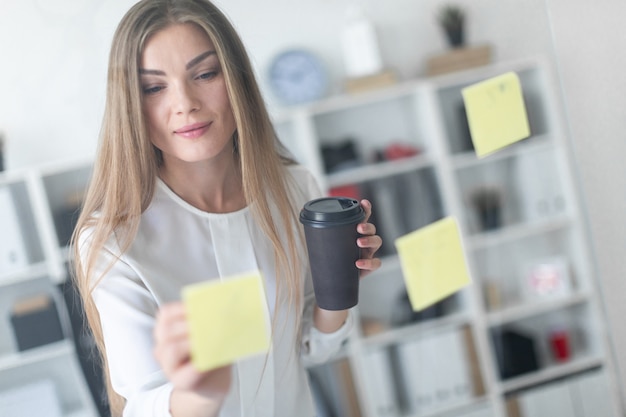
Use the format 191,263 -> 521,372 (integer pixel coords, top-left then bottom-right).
0,0 -> 554,169
545,0 -> 626,407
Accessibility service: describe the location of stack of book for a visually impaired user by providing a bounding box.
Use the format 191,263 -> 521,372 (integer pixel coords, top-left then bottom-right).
393,326 -> 483,414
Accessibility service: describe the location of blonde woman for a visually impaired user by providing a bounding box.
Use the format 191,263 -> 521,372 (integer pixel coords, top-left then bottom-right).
71,0 -> 382,416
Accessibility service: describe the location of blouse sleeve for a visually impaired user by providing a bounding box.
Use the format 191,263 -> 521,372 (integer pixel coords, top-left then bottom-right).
300,293 -> 354,366
82,233 -> 173,417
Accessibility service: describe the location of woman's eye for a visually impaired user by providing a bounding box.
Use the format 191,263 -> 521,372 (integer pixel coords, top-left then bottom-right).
197,71 -> 217,80
143,85 -> 163,95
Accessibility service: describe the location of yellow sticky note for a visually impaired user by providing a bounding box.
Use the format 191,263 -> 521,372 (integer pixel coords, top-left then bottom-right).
395,217 -> 471,311
182,271 -> 270,371
462,72 -> 531,157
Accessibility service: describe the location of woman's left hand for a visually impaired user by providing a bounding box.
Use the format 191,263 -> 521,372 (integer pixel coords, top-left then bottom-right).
356,199 -> 383,277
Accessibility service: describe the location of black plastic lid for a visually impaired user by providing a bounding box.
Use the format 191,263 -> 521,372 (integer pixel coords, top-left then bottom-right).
299,197 -> 364,227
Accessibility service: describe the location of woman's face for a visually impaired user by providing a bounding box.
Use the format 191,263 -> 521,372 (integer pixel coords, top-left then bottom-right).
140,23 -> 236,168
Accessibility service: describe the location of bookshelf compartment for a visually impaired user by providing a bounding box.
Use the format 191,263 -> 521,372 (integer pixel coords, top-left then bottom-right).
490,302 -> 602,386
0,276 -> 69,358
472,226 -> 593,313
505,368 -> 617,416
0,180 -> 45,276
358,259 -> 467,341
41,164 -> 92,248
313,93 -> 428,176
436,66 -> 552,155
358,167 -> 444,257
0,352 -> 94,416
455,147 -> 568,236
390,326 -> 484,416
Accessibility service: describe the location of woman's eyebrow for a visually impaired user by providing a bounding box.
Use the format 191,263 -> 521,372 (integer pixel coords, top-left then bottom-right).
139,50 -> 217,76
186,50 -> 216,70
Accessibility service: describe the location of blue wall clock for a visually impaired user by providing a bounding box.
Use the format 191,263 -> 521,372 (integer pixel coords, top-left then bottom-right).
268,49 -> 328,105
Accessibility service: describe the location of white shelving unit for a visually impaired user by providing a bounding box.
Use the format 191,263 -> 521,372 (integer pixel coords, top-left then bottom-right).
273,57 -> 622,417
0,158 -> 97,417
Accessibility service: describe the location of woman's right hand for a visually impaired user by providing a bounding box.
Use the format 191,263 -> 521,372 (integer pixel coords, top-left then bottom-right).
153,302 -> 232,405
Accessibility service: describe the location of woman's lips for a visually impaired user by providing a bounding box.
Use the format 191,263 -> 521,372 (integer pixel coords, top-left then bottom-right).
174,122 -> 211,139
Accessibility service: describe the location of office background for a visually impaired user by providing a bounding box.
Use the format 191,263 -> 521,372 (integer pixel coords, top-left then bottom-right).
1,0 -> 626,415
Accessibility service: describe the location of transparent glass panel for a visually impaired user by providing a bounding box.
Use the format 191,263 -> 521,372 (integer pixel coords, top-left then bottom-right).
2,1 -> 623,417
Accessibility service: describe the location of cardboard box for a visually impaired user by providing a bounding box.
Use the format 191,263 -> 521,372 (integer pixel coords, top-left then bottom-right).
344,69 -> 398,94
10,294 -> 64,351
426,44 -> 492,76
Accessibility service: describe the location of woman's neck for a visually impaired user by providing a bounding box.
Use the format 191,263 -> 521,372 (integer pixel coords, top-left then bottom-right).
158,156 -> 246,214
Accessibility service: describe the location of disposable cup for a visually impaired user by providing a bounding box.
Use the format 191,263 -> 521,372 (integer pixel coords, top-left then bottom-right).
299,197 -> 365,310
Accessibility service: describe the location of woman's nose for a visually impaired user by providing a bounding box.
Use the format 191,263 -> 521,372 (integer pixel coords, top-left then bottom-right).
173,82 -> 201,114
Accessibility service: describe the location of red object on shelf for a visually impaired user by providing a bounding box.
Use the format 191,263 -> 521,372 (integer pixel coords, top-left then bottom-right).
329,185 -> 361,201
384,143 -> 421,161
549,329 -> 571,362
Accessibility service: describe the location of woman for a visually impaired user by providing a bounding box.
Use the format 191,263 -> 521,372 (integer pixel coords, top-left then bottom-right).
71,1 -> 382,416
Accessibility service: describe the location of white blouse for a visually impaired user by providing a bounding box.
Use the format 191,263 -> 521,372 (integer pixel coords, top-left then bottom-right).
86,165 -> 353,417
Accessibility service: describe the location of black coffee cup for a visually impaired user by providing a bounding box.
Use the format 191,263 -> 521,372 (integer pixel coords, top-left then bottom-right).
299,197 -> 365,310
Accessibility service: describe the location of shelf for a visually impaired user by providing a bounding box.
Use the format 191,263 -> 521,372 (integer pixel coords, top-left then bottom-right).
0,340 -> 74,373
450,135 -> 554,170
271,79 -> 424,119
276,57 -> 616,417
428,57 -> 547,90
360,312 -> 471,350
404,396 -> 491,417
466,214 -> 573,251
0,261 -> 50,287
66,407 -> 99,417
271,57 -> 547,120
486,292 -> 591,326
498,355 -> 605,394
326,154 -> 434,189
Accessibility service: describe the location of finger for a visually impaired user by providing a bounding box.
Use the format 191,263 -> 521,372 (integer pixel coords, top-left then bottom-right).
154,317 -> 189,344
169,361 -> 205,391
357,222 -> 377,236
357,235 -> 382,253
172,364 -> 233,397
356,257 -> 382,277
154,337 -> 192,374
154,303 -> 188,343
356,257 -> 381,270
155,302 -> 187,329
360,199 -> 372,223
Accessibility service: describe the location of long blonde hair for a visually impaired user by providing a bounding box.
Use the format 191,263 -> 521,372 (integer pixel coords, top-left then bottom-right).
71,1 -> 301,414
